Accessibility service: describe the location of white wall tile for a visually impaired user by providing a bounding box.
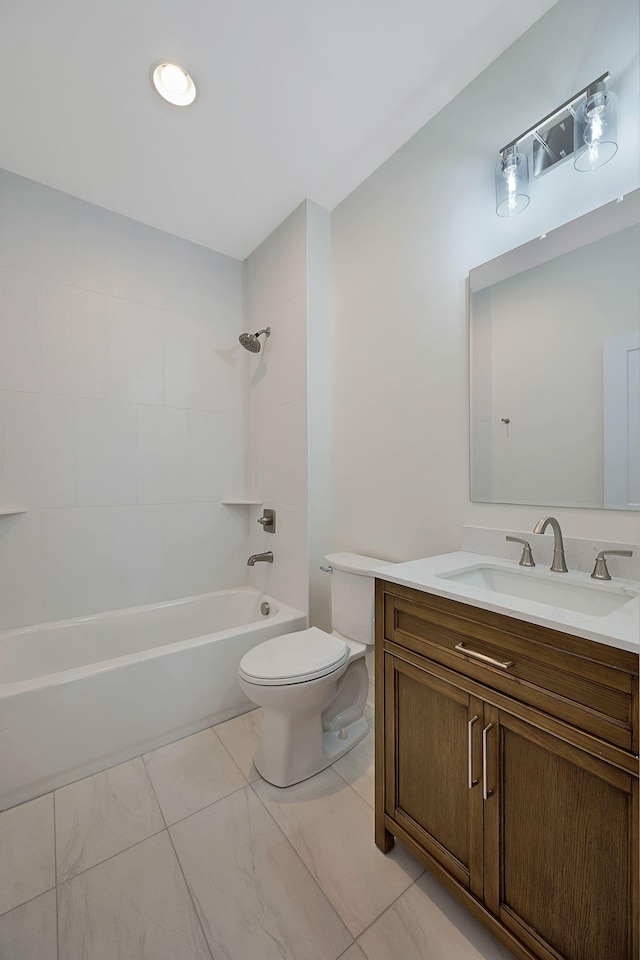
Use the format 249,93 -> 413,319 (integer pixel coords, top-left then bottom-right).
246,503 -> 308,612
254,400 -> 308,506
73,200 -> 138,300
76,399 -> 137,506
253,229 -> 282,315
163,502 -> 216,599
134,222 -> 191,313
277,202 -> 308,303
0,173 -> 247,625
41,508 -> 110,621
0,511 -> 42,629
248,291 -> 307,412
188,410 -> 244,502
137,406 -> 189,504
211,502 -> 250,590
40,282 -> 108,398
107,299 -> 165,405
107,505 -> 165,609
0,170 -> 74,283
2,391 -> 76,508
163,313 -> 214,410
0,270 -> 40,392
189,243 -> 243,320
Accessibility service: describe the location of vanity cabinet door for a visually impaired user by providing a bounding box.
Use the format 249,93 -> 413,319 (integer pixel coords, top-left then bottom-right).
383,652 -> 485,898
483,706 -> 639,960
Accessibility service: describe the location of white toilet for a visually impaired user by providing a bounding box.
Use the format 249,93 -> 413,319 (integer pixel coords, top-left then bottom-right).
238,552 -> 390,787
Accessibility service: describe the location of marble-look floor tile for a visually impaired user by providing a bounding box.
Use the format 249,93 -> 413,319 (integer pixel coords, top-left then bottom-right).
55,757 -> 165,882
143,728 -> 247,825
170,785 -> 352,960
332,731 -> 374,807
0,889 -> 57,960
339,945 -> 368,960
363,701 -> 374,722
58,831 -> 211,960
0,794 -> 55,916
214,707 -> 262,782
358,871 -> 513,960
253,768 -> 423,937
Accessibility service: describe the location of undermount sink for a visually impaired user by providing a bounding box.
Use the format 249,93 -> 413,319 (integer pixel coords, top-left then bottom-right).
437,565 -> 638,617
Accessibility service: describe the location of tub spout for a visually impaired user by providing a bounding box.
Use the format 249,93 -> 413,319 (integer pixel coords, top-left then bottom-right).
247,551 -> 274,566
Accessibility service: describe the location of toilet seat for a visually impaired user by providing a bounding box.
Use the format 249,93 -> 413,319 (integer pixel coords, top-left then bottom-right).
239,627 -> 348,686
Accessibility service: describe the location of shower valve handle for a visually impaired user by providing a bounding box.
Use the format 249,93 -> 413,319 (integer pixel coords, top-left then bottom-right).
256,509 -> 276,533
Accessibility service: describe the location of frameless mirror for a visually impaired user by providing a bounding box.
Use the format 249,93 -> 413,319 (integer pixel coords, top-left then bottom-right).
469,190 -> 640,510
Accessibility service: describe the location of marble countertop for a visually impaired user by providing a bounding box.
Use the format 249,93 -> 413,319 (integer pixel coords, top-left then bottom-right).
375,551 -> 640,656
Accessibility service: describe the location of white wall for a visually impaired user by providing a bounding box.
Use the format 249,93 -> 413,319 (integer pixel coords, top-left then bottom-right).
0,170 -> 247,629
331,0 -> 640,563
244,203 -> 310,613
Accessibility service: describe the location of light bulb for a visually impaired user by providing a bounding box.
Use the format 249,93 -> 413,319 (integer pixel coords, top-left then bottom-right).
574,83 -> 617,171
160,64 -> 189,95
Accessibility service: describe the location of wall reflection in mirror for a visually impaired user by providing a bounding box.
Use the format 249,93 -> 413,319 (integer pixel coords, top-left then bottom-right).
469,190 -> 640,511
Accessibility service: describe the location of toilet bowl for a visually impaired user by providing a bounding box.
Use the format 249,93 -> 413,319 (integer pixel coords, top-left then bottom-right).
238,552 -> 391,787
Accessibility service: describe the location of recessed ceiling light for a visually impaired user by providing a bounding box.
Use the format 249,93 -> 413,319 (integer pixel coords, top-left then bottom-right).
150,62 -> 196,107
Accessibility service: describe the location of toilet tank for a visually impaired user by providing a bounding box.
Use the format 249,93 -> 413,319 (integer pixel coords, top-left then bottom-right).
324,552 -> 393,646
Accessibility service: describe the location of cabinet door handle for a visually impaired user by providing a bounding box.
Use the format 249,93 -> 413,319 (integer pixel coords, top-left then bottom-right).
482,723 -> 494,800
455,643 -> 514,670
468,715 -> 479,789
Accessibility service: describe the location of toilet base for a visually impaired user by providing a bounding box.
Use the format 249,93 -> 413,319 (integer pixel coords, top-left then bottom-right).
239,654 -> 371,788
255,715 -> 369,788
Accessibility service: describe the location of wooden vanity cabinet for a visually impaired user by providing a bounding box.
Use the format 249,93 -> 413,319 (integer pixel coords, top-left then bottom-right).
375,580 -> 639,960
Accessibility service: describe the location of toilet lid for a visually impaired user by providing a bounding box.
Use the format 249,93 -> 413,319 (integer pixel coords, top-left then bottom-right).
239,627 -> 349,685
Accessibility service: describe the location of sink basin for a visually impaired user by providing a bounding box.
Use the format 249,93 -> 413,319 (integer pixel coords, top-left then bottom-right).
438,565 -> 637,617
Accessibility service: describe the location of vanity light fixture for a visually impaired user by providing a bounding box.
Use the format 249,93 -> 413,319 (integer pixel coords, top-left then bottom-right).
495,72 -> 618,217
150,61 -> 197,106
495,146 -> 530,217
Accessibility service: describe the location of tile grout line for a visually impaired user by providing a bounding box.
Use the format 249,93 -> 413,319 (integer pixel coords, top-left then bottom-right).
246,777 -> 357,948
0,885 -> 57,921
140,751 -> 216,960
353,873 -> 426,945
246,761 -> 425,951
53,791 -> 59,960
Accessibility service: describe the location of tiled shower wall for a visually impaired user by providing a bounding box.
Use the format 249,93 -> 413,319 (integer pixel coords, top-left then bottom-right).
244,203 -> 309,614
0,170 -> 247,629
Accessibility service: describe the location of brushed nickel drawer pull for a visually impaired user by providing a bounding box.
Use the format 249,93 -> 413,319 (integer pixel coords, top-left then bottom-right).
468,715 -> 479,789
482,723 -> 494,800
454,643 -> 514,670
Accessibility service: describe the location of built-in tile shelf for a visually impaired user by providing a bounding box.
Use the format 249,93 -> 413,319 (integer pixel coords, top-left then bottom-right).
0,508 -> 28,516
221,499 -> 263,506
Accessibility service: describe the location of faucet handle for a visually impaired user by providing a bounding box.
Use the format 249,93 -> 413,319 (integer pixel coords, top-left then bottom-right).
506,536 -> 535,567
591,550 -> 633,581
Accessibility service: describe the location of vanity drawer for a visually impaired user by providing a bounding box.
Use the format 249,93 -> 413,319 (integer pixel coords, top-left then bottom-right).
379,581 -> 639,754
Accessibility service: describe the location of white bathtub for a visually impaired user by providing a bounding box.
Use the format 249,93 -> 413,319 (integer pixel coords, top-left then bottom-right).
0,587 -> 306,811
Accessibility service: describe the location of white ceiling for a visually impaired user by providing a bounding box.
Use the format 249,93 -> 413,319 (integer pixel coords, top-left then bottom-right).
0,0 -> 558,259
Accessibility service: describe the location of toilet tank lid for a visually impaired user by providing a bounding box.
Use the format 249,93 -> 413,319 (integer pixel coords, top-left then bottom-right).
324,552 -> 394,576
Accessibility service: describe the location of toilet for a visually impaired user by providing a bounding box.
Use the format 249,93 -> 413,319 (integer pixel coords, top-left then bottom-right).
238,552 -> 391,787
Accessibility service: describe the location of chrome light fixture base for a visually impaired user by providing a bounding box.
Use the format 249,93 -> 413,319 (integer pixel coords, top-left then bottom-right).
495,72 -> 618,216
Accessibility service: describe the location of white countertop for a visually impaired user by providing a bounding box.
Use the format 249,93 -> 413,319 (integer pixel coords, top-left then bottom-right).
375,552 -> 640,656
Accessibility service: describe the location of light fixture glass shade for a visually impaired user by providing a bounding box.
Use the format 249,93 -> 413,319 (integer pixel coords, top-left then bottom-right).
150,62 -> 197,106
573,84 -> 617,171
495,147 -> 530,217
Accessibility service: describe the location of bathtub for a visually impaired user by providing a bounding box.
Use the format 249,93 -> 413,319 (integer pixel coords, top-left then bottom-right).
0,587 -> 306,811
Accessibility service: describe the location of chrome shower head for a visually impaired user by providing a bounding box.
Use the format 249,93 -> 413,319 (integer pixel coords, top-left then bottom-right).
239,327 -> 270,352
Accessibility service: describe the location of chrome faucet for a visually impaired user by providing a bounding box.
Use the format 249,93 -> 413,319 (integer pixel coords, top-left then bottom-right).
532,517 -> 568,573
247,551 -> 274,566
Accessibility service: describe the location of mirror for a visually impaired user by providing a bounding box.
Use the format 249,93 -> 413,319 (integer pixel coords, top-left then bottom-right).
469,190 -> 640,511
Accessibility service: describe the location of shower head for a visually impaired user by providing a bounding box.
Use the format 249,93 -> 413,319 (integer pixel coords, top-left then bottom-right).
239,327 -> 270,353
